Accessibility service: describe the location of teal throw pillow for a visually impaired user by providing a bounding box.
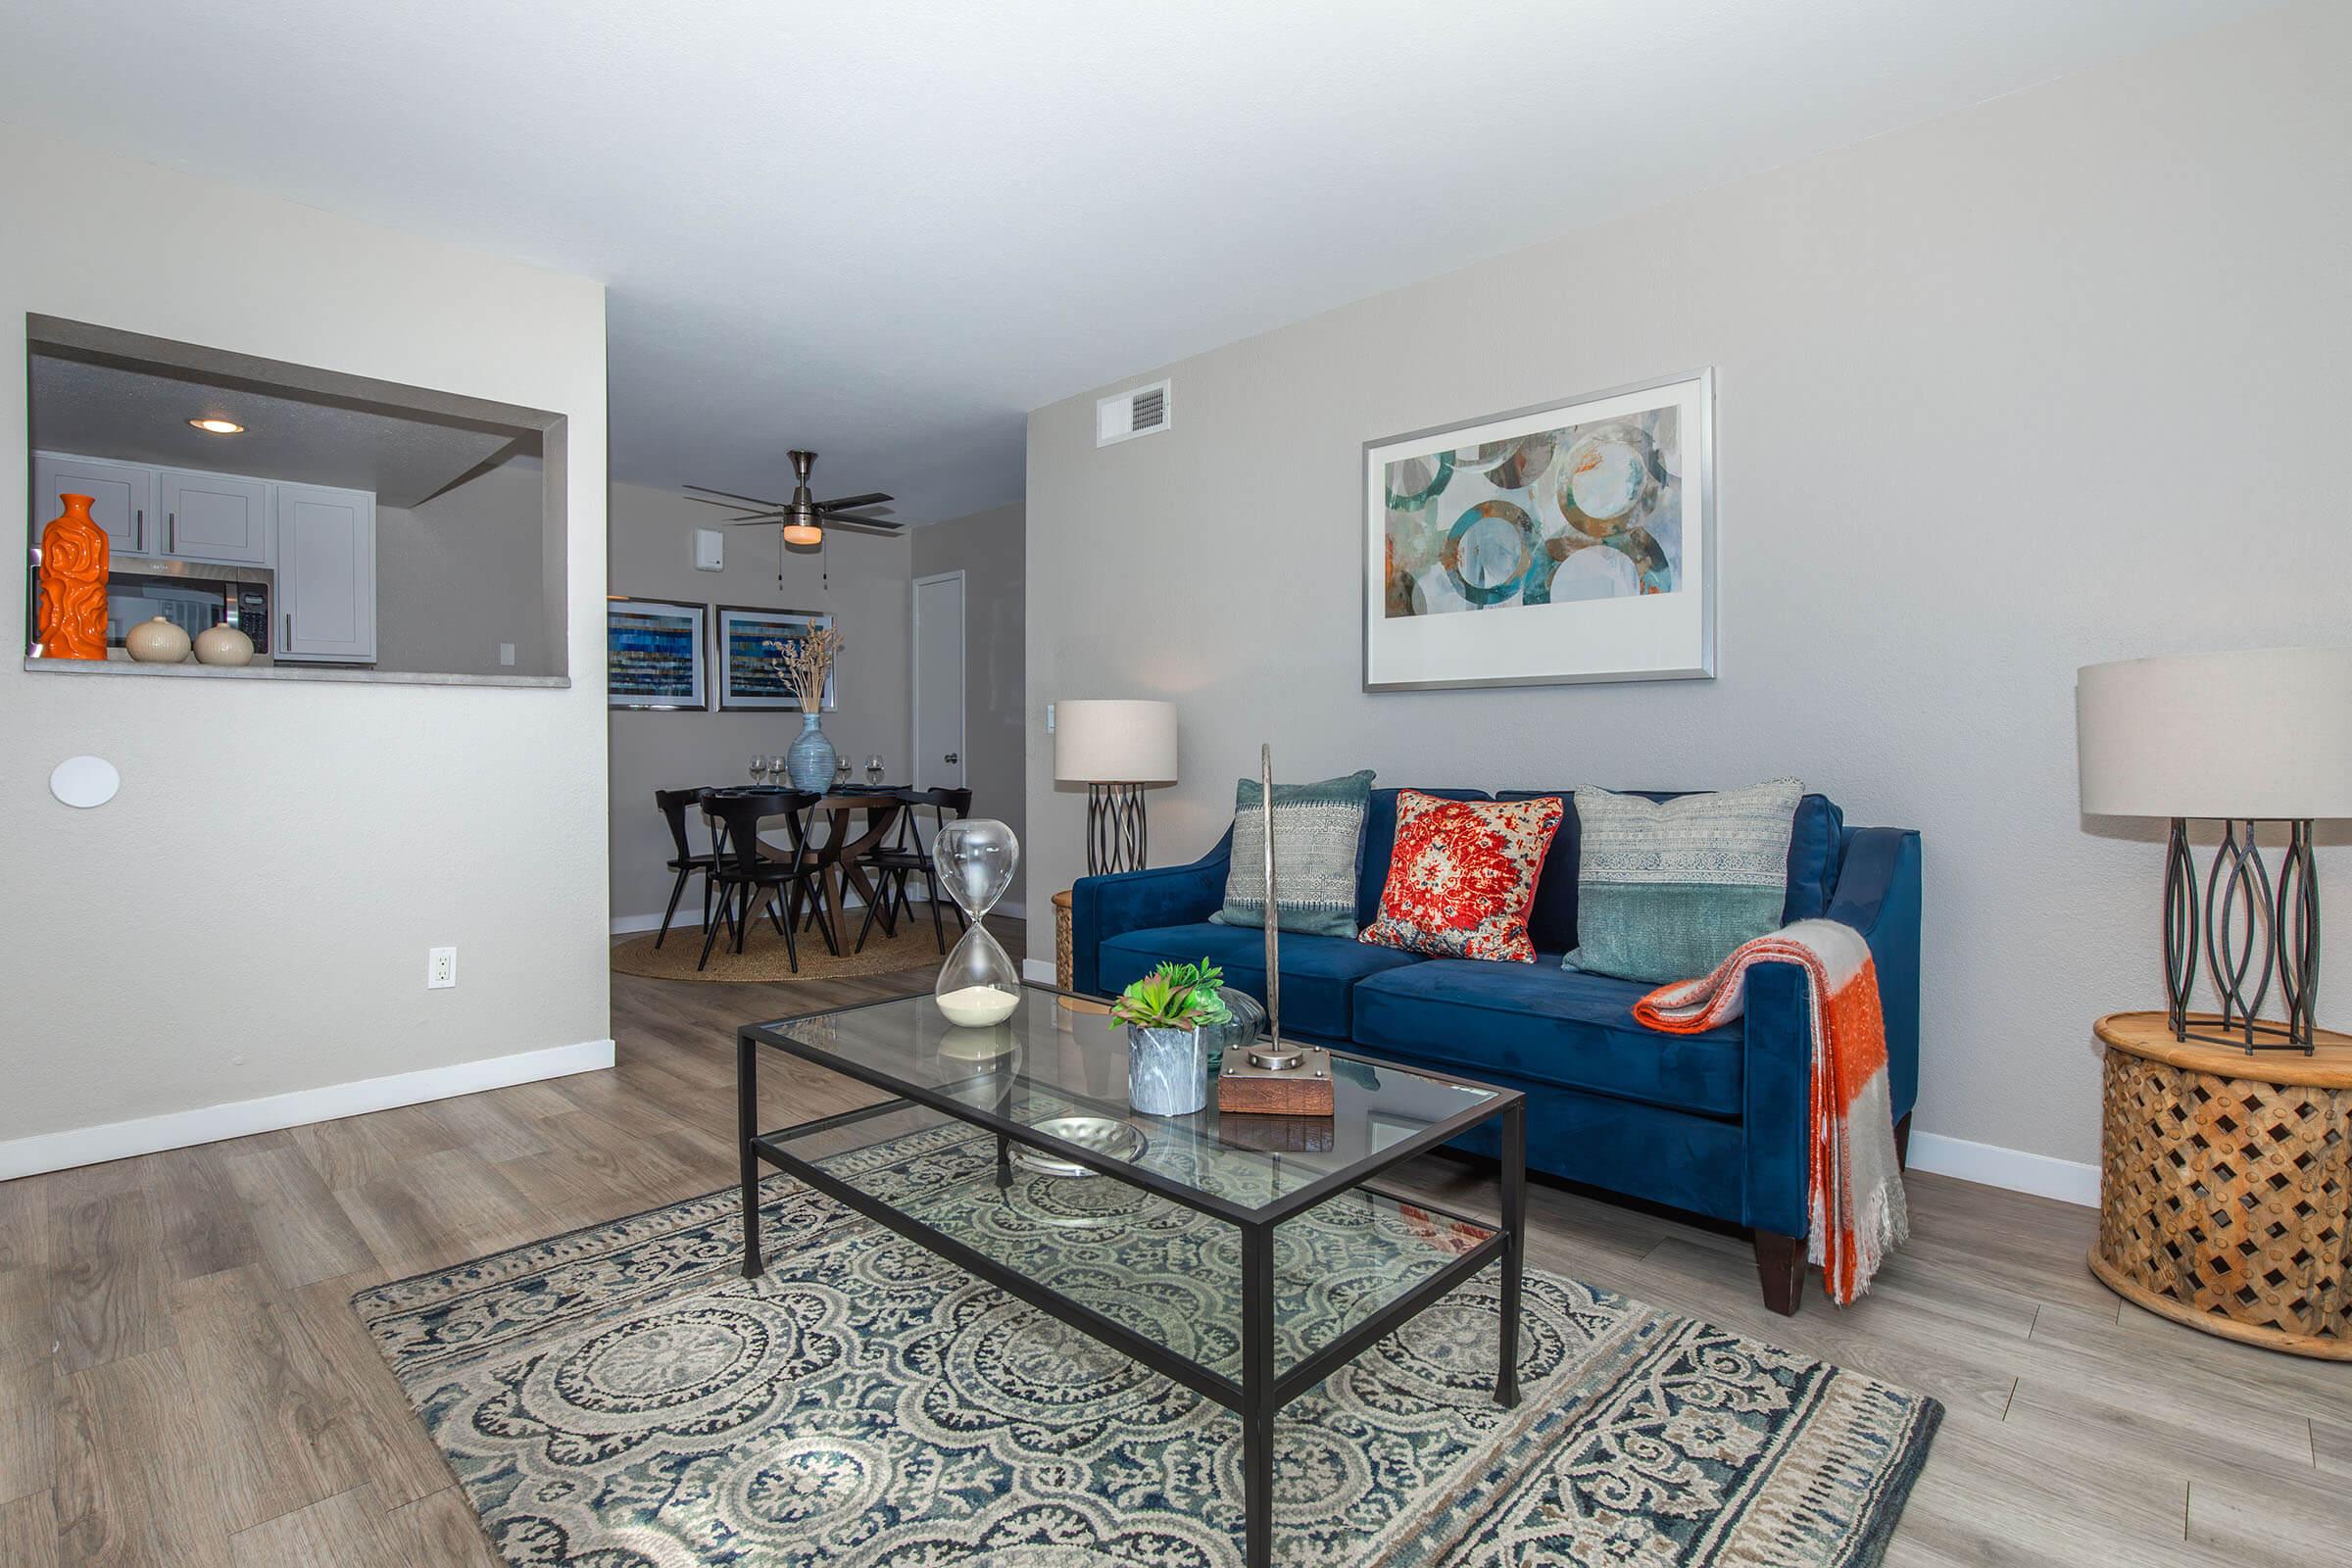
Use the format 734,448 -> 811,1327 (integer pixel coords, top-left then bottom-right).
1211,769 -> 1375,938
1563,778 -> 1802,983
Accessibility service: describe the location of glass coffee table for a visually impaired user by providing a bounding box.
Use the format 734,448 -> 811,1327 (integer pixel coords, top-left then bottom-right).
737,983 -> 1525,1568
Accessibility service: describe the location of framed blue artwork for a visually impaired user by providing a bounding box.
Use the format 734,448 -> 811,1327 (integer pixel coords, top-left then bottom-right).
607,597 -> 708,710
1362,368 -> 1716,691
716,604 -> 836,711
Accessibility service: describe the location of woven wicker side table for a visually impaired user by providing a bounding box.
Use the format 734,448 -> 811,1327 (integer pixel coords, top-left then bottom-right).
1050,888 -> 1111,1016
2091,1010 -> 2352,1359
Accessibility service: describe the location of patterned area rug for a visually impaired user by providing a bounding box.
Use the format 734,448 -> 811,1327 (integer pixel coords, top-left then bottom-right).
354,1125 -> 1939,1566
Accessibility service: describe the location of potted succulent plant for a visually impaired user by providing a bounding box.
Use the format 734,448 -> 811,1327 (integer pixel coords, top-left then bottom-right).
1109,958 -> 1231,1115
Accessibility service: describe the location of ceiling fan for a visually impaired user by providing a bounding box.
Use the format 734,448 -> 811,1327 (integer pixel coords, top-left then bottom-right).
682,450 -> 899,547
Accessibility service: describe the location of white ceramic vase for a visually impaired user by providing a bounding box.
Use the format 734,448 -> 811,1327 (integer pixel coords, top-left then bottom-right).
193,622 -> 257,666
125,615 -> 192,662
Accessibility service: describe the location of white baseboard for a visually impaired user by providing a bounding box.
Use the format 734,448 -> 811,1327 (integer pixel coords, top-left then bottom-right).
0,1037 -> 615,1182
1022,957 -> 1057,986
1905,1131 -> 2098,1207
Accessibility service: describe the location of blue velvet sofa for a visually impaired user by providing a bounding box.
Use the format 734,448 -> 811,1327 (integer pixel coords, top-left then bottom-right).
1070,786 -> 1921,1314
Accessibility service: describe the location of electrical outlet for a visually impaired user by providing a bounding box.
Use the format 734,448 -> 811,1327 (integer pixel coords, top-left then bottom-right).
428,947 -> 458,989
499,643 -> 515,666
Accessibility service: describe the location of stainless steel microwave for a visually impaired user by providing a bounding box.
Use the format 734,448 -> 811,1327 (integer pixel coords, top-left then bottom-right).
105,559 -> 273,660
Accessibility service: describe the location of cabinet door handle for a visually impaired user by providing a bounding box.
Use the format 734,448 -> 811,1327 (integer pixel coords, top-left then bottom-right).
135,509 -> 143,550
168,512 -> 176,553
284,612 -> 293,648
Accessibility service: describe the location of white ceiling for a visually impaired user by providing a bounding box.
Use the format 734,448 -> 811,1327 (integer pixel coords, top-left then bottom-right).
1,0 -> 2277,523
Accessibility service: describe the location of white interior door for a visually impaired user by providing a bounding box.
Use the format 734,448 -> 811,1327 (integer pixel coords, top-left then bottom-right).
912,571 -> 966,794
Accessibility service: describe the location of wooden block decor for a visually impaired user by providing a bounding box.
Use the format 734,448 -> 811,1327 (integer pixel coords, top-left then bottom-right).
2090,1011 -> 2352,1359
1217,1048 -> 1336,1116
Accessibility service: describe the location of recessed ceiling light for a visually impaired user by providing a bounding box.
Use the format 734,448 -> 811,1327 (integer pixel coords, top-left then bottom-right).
187,417 -> 245,434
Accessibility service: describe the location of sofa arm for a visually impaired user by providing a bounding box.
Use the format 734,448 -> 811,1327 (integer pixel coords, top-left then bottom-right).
1827,827 -> 1923,1121
1068,827 -> 1233,997
1740,827 -> 1922,1238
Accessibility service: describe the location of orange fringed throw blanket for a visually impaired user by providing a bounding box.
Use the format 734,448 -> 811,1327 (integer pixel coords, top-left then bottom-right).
1634,919 -> 1908,1304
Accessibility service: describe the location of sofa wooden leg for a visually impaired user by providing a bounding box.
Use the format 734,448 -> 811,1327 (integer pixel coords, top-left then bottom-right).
1894,1111 -> 1913,1172
1752,1229 -> 1805,1316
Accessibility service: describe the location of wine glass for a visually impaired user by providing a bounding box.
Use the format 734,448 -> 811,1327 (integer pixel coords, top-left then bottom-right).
749,756 -> 767,785
831,759 -> 854,790
865,755 -> 886,784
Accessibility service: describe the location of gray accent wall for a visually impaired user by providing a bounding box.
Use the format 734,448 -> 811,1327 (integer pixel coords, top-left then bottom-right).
912,503 -> 1027,911
605,481 -> 911,923
1024,2 -> 2352,1171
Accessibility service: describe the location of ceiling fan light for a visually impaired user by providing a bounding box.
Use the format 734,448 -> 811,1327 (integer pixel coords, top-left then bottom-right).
782,521 -> 824,547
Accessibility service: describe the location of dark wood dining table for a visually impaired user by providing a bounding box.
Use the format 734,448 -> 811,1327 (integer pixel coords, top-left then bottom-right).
725,787 -> 910,954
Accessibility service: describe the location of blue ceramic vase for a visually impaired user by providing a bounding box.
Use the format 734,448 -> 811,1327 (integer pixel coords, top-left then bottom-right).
786,711 -> 837,792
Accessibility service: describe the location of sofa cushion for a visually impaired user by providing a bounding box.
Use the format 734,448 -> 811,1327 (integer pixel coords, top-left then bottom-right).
1210,768 -> 1375,936
1097,923 -> 1422,1042
1359,791 -> 1564,963
1502,790 -> 1846,953
1355,787 -> 1493,925
1351,957 -> 1745,1118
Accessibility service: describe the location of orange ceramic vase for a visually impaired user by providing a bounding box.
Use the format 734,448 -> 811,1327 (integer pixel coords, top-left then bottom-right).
38,493 -> 110,660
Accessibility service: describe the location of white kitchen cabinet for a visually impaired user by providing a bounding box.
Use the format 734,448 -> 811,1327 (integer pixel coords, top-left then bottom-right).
275,482 -> 376,662
32,452 -> 153,555
156,467 -> 271,564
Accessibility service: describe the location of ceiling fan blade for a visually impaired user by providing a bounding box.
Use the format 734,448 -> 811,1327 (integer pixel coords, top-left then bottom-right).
816,492 -> 892,512
824,517 -> 906,535
685,482 -> 789,509
685,493 -> 780,515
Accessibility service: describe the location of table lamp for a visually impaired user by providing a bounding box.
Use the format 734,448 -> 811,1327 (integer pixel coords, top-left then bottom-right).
2077,647 -> 2352,1053
1054,699 -> 1177,874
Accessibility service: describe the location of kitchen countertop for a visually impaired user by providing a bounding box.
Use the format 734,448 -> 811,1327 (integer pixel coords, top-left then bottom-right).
23,657 -> 569,690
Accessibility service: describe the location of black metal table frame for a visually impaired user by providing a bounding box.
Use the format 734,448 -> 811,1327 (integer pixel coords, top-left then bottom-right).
737,984 -> 1526,1568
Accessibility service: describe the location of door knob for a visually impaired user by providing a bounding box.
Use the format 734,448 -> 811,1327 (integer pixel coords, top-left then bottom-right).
945,753 -> 959,764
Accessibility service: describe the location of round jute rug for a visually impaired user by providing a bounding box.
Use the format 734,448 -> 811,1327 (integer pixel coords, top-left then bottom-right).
611,905 -> 962,984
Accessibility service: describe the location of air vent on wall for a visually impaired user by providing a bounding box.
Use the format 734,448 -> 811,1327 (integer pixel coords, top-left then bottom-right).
1096,378 -> 1172,447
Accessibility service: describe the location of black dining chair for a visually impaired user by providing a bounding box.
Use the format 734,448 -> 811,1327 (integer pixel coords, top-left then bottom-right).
652,788 -> 724,950
856,787 -> 973,954
698,791 -> 832,972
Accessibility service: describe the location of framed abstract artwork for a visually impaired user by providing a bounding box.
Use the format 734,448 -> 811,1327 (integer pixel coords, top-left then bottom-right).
607,597 -> 708,710
715,604 -> 836,711
1362,368 -> 1715,691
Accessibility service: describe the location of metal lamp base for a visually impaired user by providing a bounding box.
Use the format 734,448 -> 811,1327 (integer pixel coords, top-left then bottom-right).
2163,817 -> 2321,1054
1085,783 -> 1148,875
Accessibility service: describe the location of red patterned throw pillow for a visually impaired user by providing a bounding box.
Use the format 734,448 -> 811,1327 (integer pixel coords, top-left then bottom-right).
1359,791 -> 1563,962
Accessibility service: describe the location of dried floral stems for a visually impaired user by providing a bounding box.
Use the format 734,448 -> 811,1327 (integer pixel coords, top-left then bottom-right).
767,626 -> 843,712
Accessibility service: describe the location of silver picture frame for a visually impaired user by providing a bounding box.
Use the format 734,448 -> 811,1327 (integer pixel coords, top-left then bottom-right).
1362,367 -> 1717,692
713,603 -> 837,711
607,595 -> 709,710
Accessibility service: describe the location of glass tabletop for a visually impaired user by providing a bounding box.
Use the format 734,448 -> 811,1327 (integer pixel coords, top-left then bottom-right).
745,984 -> 1506,1221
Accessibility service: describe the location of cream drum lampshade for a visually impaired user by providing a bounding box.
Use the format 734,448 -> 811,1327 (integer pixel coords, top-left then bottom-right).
2076,645 -> 2352,1054
1054,699 -> 1177,875
1054,700 -> 1178,783
2077,647 -> 2352,819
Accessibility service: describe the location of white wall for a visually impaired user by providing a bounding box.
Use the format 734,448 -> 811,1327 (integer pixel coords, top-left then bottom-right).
377,455 -> 555,677
1025,1 -> 2352,1176
1,125 -> 611,1168
911,503 -> 1027,910
606,480 -> 911,922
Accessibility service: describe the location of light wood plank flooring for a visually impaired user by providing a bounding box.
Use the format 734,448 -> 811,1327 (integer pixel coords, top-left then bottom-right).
0,914 -> 2343,1564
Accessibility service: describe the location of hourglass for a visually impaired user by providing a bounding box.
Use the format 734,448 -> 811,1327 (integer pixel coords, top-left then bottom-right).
932,818 -> 1022,1026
